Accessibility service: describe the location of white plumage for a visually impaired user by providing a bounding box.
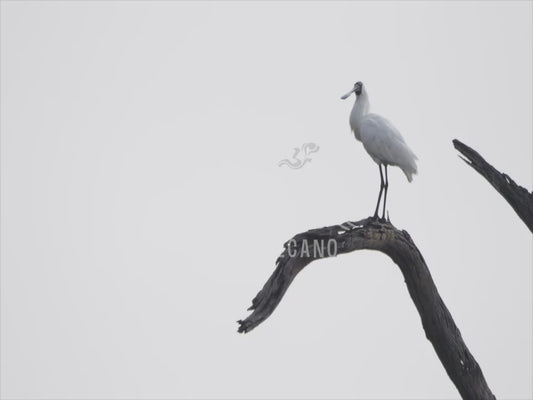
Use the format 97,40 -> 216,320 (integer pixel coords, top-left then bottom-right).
341,81 -> 418,219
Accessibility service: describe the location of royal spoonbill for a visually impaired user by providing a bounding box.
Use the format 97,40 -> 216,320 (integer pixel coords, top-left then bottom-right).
341,81 -> 418,220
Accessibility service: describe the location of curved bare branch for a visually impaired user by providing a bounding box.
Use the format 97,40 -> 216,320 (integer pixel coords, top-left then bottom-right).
238,217 -> 495,400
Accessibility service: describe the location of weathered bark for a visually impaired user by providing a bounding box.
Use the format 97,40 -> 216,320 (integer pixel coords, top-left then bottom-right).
453,139 -> 533,232
238,217 -> 496,400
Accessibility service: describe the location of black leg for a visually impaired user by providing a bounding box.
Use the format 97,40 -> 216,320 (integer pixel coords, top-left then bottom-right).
373,164 -> 385,218
382,165 -> 389,220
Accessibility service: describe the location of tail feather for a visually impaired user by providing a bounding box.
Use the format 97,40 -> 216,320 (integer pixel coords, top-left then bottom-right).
401,160 -> 418,183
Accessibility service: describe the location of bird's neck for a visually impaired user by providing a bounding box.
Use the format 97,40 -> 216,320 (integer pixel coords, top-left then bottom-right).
353,91 -> 369,118
350,91 -> 369,140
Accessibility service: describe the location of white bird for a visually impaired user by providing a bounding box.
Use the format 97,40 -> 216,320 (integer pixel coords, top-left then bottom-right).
341,81 -> 418,220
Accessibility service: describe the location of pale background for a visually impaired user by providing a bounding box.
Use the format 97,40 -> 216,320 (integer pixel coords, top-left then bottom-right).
1,1 -> 531,399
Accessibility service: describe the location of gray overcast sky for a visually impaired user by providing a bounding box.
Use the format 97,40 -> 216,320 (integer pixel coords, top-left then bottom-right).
1,1 -> 532,399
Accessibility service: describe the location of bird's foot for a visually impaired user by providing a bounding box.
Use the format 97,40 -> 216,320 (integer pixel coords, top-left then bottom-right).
372,213 -> 388,224
378,211 -> 391,224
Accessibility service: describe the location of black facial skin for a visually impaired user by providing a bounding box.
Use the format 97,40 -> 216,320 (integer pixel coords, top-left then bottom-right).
354,81 -> 363,96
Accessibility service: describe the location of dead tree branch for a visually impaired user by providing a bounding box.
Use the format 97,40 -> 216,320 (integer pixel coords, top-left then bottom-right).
238,217 -> 495,400
453,139 -> 533,232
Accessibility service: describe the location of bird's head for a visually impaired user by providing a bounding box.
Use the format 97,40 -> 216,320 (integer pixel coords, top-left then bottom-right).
341,81 -> 363,100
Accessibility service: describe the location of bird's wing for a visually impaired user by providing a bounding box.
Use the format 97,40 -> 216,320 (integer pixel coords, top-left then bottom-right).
359,114 -> 418,179
362,113 -> 407,144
